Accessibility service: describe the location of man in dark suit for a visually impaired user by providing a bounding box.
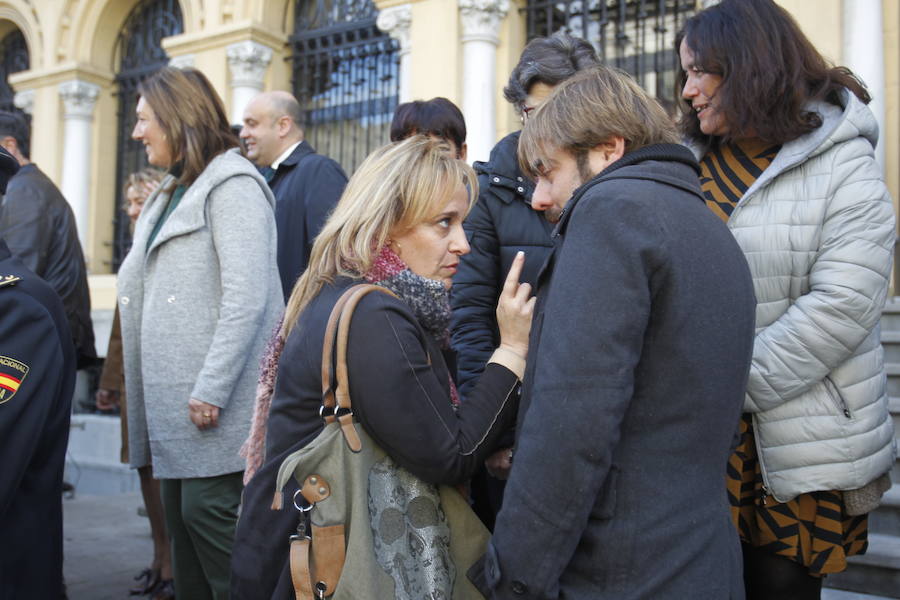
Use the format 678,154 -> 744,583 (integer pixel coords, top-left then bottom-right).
476,67 -> 756,599
0,110 -> 95,369
240,91 -> 347,300
0,145 -> 76,600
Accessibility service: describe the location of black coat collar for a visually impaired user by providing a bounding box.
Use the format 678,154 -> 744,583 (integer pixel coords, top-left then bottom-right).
554,143 -> 701,237
277,140 -> 316,170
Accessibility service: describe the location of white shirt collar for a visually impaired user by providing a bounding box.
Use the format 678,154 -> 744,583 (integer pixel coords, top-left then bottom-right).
271,142 -> 302,171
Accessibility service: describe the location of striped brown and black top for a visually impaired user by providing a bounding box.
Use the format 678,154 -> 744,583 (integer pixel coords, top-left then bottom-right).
698,139 -> 781,223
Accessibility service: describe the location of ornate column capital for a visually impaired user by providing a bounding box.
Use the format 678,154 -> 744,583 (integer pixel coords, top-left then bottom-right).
226,41 -> 273,89
58,80 -> 100,119
458,0 -> 509,45
377,4 -> 412,55
13,90 -> 35,115
169,54 -> 195,69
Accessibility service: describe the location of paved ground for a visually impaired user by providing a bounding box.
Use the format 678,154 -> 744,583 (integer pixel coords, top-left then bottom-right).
64,492 -> 154,600
62,492 -> 893,599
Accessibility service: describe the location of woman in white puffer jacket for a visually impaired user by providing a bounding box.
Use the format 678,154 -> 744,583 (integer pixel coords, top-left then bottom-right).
677,1 -> 896,598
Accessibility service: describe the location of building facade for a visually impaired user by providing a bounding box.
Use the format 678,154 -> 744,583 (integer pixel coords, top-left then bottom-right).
0,0 -> 895,305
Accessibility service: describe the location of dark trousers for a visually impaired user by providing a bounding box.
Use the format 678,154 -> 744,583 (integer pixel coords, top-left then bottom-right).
742,543 -> 823,600
161,472 -> 243,600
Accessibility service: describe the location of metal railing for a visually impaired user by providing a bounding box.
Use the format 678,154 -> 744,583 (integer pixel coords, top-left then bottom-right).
291,0 -> 399,175
524,0 -> 695,110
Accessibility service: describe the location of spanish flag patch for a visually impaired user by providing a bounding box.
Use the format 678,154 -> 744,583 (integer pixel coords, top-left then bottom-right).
0,355 -> 28,404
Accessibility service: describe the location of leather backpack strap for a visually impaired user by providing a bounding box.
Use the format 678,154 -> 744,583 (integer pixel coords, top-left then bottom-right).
290,536 -> 314,600
320,286 -> 359,423
324,284 -> 398,451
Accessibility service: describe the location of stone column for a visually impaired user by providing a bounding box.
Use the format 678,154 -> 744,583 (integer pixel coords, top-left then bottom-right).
843,0 -> 885,169
58,80 -> 100,250
377,4 -> 413,104
226,41 -> 273,125
459,0 -> 509,163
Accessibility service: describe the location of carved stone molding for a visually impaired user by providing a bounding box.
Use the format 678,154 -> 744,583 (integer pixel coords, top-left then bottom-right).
58,80 -> 100,119
169,54 -> 196,69
13,89 -> 35,115
376,4 -> 412,55
459,0 -> 509,45
226,41 -> 273,89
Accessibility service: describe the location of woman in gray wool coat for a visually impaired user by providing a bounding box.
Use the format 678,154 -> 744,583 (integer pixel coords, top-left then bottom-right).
117,66 -> 282,600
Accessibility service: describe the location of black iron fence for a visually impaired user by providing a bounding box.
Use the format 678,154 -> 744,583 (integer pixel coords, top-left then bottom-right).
0,29 -> 30,127
525,0 -> 696,110
291,0 -> 399,175
109,0 -> 183,271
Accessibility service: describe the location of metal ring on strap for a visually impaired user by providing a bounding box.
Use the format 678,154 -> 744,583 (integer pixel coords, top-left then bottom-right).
293,488 -> 314,512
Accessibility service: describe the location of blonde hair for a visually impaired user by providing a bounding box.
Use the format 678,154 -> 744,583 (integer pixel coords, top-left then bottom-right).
122,167 -> 164,208
518,65 -> 678,179
281,135 -> 478,337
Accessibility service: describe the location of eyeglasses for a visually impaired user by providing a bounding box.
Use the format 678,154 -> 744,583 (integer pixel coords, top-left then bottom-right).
520,104 -> 537,120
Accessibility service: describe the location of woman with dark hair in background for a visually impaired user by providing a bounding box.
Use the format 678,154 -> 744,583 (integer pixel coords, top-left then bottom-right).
678,1 -> 896,597
390,97 -> 468,159
117,66 -> 283,600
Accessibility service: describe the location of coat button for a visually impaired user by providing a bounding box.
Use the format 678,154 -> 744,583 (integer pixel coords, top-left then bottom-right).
517,176 -> 523,182
492,177 -> 500,183
121,296 -> 129,305
511,580 -> 527,594
167,295 -> 175,303
517,186 -> 524,193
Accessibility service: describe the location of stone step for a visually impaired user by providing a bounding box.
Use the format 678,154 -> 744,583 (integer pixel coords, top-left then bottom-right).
885,364 -> 900,397
65,414 -> 139,496
881,301 -> 900,331
870,484 -> 900,538
827,533 -> 900,598
881,331 -> 900,363
891,397 -> 900,450
823,587 -> 897,600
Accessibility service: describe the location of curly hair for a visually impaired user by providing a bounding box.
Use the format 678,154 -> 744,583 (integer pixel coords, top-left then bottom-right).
676,0 -> 870,145
503,32 -> 600,111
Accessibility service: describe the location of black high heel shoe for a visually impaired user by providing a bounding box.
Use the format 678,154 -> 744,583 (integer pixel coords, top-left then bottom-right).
151,579 -> 175,600
129,568 -> 161,596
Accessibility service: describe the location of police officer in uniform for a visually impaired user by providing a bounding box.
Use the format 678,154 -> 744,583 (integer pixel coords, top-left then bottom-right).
0,145 -> 76,599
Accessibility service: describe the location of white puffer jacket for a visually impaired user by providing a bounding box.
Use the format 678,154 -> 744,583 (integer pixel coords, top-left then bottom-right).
692,89 -> 897,502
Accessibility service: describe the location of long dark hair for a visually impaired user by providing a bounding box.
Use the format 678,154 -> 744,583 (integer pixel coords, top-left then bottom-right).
675,0 -> 870,145
137,67 -> 239,187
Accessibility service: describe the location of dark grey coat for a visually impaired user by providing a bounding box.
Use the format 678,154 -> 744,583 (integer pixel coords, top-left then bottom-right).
270,141 -> 347,301
479,144 -> 756,599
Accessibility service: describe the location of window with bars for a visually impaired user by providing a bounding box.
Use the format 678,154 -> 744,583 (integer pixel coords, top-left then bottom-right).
110,0 -> 183,271
291,0 -> 400,175
0,30 -> 30,126
524,0 -> 696,110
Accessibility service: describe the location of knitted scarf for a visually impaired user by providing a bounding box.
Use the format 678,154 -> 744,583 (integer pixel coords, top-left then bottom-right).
241,246 -> 458,483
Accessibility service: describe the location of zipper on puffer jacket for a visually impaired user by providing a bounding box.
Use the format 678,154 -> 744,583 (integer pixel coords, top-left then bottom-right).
751,413 -> 774,505
823,375 -> 852,418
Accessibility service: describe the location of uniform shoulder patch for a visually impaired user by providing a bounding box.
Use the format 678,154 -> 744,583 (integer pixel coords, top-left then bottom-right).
0,355 -> 29,404
0,274 -> 21,289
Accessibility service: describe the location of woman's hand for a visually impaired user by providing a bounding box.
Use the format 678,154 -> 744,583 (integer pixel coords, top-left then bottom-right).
189,397 -> 220,430
95,388 -> 120,411
496,251 -> 536,359
485,446 -> 514,480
